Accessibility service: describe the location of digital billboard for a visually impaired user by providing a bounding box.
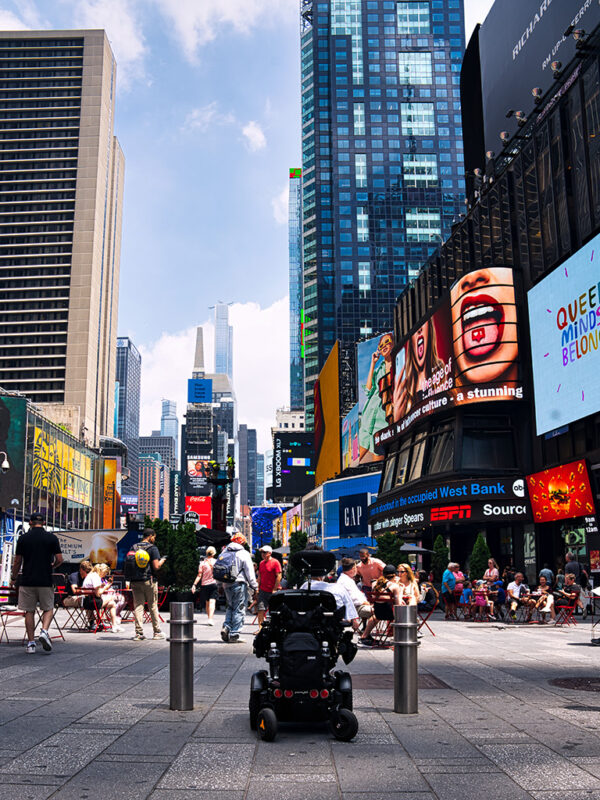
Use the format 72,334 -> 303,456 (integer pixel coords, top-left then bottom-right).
272,432 -> 314,501
314,342 -> 341,486
184,495 -> 212,526
478,0 -> 600,155
375,267 -> 522,446
33,426 -> 92,506
528,233 -> 600,435
0,396 -> 26,510
186,455 -> 210,496
526,459 -> 596,523
356,333 -> 394,464
341,402 -> 360,470
187,378 -> 213,404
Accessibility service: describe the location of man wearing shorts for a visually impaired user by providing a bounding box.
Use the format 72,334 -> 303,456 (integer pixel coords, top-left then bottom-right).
10,513 -> 63,654
257,545 -> 281,627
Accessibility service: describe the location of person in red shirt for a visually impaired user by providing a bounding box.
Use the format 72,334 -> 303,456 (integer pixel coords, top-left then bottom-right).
257,545 -> 282,627
356,548 -> 385,590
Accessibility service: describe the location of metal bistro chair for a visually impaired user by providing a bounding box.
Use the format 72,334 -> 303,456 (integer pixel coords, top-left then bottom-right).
370,595 -> 396,647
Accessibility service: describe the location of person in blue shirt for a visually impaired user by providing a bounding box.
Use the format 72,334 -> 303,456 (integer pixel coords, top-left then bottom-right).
442,562 -> 457,619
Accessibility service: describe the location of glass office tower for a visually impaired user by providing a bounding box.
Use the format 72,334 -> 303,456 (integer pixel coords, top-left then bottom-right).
214,303 -> 233,382
115,337 -> 141,495
300,0 -> 465,421
160,399 -> 179,464
289,168 -> 304,411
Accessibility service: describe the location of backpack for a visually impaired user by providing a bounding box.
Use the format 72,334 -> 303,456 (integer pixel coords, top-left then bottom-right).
124,541 -> 153,582
212,546 -> 240,584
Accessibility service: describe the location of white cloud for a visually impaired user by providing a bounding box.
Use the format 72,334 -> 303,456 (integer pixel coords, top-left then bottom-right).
72,0 -> 147,91
271,183 -> 288,225
138,297 -> 289,454
182,102 -> 236,133
0,1 -> 48,30
241,120 -> 267,152
152,0 -> 295,63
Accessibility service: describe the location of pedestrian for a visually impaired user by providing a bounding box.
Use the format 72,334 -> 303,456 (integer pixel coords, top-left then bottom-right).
538,562 -> 554,586
257,545 -> 282,628
10,513 -> 63,654
564,552 -> 583,581
219,533 -> 258,643
442,561 -> 457,619
191,546 -> 218,625
128,528 -> 166,641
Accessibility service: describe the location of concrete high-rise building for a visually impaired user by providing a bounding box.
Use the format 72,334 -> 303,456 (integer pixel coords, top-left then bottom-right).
0,30 -> 125,444
289,168 -> 304,411
160,399 -> 178,464
214,303 -> 233,381
300,1 -> 465,421
115,337 -> 141,495
139,432 -> 177,472
138,454 -> 170,520
238,424 -> 258,507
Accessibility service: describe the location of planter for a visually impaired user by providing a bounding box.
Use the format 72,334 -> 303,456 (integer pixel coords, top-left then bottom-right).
173,590 -> 194,603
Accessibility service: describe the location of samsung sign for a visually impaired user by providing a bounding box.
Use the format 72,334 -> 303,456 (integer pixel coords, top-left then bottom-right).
479,0 -> 600,154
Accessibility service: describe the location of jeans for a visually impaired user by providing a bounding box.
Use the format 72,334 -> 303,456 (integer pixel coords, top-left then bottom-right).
224,582 -> 247,635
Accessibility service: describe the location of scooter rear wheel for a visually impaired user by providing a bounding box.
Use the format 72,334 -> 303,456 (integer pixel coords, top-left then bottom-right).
257,707 -> 278,741
329,708 -> 358,741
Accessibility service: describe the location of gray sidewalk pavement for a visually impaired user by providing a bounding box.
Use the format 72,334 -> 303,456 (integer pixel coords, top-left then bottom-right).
1,609 -> 600,799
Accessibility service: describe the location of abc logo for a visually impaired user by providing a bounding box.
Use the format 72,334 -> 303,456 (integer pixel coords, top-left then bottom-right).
512,479 -> 525,498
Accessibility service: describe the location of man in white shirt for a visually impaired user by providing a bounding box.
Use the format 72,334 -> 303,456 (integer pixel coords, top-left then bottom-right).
300,573 -> 359,630
337,558 -> 373,621
507,572 -> 531,619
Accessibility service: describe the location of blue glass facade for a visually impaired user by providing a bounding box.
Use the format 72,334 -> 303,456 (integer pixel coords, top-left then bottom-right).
214,303 -> 233,381
301,0 -> 466,421
115,337 -> 141,495
289,168 -> 304,411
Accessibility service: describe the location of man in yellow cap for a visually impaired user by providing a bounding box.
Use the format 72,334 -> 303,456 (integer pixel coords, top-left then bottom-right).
130,528 -> 166,641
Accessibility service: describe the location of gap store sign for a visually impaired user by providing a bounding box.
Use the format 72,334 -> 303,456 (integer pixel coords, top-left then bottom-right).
528,233 -> 600,435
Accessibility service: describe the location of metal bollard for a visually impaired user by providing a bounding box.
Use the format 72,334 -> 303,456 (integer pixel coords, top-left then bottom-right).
392,604 -> 418,714
169,602 -> 195,710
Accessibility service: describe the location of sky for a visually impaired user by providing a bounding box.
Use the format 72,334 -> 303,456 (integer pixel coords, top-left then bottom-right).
0,0 -> 494,453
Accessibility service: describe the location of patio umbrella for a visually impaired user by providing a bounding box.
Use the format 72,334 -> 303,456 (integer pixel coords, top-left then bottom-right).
196,528 -> 231,549
399,543 -> 434,554
273,546 -> 290,555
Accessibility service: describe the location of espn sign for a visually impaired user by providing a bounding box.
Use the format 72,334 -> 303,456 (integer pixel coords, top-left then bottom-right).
430,505 -> 472,522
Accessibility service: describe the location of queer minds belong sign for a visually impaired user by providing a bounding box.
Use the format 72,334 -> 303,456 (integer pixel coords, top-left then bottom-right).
528,233 -> 600,435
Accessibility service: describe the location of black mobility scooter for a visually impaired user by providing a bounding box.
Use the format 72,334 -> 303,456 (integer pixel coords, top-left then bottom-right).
250,549 -> 358,741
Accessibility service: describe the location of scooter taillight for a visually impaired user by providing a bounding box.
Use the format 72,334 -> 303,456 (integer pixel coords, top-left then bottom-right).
284,689 -> 294,698
273,688 -> 283,698
309,689 -> 319,699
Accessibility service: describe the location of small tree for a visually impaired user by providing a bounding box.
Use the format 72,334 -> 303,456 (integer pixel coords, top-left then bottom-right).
431,534 -> 449,582
170,522 -> 199,590
375,532 -> 404,567
287,529 -> 308,588
153,518 -> 175,586
468,533 -> 491,580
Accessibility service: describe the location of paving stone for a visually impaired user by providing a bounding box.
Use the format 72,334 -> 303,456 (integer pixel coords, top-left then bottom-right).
106,721 -> 197,755
0,731 -> 117,777
478,743 -> 600,791
157,743 -> 255,791
424,771 -> 535,799
246,781 -> 340,800
49,759 -> 168,799
332,745 -> 430,793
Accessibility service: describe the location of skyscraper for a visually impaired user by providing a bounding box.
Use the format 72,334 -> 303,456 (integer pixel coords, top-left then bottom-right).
238,424 -> 258,506
214,303 -> 233,381
289,168 -> 304,411
0,30 -> 125,444
139,432 -> 177,472
300,1 -> 465,420
160,399 -> 179,464
115,337 -> 141,496
255,453 -> 265,506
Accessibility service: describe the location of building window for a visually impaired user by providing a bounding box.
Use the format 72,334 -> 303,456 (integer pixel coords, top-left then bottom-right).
397,1 -> 430,34
405,207 -> 442,242
357,207 -> 369,241
398,52 -> 432,84
400,102 -> 435,135
355,153 -> 367,187
358,261 -> 371,293
331,0 -> 363,84
403,153 -> 438,187
354,102 -> 365,135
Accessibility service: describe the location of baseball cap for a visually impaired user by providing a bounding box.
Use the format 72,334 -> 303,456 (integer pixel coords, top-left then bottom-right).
260,545 -> 273,553
29,513 -> 44,523
383,564 -> 397,577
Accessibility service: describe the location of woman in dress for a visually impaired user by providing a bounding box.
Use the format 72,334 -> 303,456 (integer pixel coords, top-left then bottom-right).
191,546 -> 218,625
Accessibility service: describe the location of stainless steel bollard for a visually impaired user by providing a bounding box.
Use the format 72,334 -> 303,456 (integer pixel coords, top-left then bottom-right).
169,602 -> 195,711
392,604 -> 418,714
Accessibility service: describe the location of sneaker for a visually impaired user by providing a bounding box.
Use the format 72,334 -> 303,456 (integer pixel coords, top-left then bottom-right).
359,636 -> 375,646
132,633 -> 145,641
110,626 -> 124,633
220,626 -> 230,643
38,629 -> 52,652
26,641 -> 36,654
510,611 -> 517,620
152,632 -> 166,640
207,620 -> 215,626
488,615 -> 497,621
228,633 -> 241,643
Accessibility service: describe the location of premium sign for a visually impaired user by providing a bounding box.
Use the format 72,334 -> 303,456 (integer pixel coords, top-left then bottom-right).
369,477 -> 530,533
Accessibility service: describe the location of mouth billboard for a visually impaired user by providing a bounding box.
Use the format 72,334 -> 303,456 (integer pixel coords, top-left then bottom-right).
375,267 -> 523,446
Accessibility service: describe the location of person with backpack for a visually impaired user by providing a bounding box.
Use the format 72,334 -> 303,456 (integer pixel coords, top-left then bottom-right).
213,532 -> 257,643
125,528 -> 166,641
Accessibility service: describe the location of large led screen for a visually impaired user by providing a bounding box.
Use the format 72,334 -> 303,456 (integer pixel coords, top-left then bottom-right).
390,267 -> 522,436
272,432 -> 315,500
527,459 -> 596,523
528,234 -> 600,435
186,455 -> 210,496
356,333 -> 394,464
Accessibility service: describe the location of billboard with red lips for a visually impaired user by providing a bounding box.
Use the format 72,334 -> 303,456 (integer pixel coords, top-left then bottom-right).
526,459 -> 597,523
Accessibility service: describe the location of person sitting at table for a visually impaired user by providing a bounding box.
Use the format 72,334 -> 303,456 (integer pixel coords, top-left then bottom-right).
359,565 -> 401,646
96,563 -> 128,620
397,563 -> 420,605
534,575 -> 554,622
473,580 -> 497,621
63,559 -> 94,625
82,564 -> 123,632
507,572 -> 530,620
454,563 -> 466,595
483,558 -> 500,584
417,571 -> 438,613
487,580 -> 506,619
554,573 -> 581,616
458,580 -> 474,618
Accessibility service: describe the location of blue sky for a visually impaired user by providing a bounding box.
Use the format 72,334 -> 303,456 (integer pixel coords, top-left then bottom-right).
0,0 -> 493,451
